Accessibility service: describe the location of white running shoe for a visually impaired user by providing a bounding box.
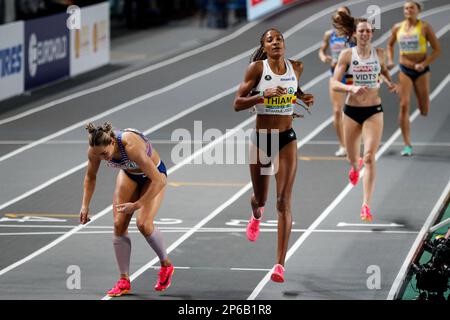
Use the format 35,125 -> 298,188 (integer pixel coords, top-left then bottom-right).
335,146 -> 347,157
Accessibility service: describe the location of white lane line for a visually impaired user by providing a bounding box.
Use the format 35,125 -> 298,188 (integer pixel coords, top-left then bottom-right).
0,0 -> 375,220
0,0 -> 367,164
100,183 -> 254,300
0,162 -> 88,212
306,141 -> 450,147
248,70 -> 450,300
0,0 -> 404,217
337,222 -> 404,228
0,0 -> 429,281
0,227 -> 420,236
231,268 -> 272,272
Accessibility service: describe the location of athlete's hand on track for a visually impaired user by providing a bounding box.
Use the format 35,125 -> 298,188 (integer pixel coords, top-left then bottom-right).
115,202 -> 137,215
79,207 -> 91,225
350,85 -> 368,96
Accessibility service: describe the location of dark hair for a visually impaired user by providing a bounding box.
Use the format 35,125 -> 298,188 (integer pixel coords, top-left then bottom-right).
249,28 -> 284,63
85,122 -> 115,147
333,13 -> 373,41
337,6 -> 351,16
406,1 -> 423,12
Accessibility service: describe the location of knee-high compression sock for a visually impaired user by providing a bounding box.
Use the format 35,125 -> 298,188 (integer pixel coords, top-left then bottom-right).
144,228 -> 168,262
113,235 -> 131,275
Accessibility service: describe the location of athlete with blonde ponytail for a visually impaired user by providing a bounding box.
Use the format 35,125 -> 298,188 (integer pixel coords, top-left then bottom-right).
386,1 -> 441,156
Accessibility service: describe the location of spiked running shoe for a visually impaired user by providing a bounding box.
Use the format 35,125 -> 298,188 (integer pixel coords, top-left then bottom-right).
271,264 -> 285,283
401,145 -> 413,156
349,158 -> 363,186
154,264 -> 174,291
246,208 -> 264,242
360,204 -> 373,222
335,146 -> 347,157
107,278 -> 131,297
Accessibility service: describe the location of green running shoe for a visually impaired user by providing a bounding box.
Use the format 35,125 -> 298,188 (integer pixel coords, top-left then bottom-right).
401,145 -> 413,156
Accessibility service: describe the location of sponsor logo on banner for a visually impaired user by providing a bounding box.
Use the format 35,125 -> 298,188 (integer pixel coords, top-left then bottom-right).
70,2 -> 109,76
0,45 -> 22,78
25,13 -> 70,90
0,21 -> 24,101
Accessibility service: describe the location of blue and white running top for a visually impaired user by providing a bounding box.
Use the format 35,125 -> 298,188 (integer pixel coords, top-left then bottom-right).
107,128 -> 153,171
329,30 -> 348,65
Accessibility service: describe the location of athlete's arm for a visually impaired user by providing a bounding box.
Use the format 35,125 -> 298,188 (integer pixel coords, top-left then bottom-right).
386,23 -> 400,70
80,152 -> 101,224
331,49 -> 366,96
291,60 -> 314,106
419,22 -> 441,68
318,30 -> 333,64
233,61 -> 265,111
377,47 -> 397,93
116,133 -> 166,215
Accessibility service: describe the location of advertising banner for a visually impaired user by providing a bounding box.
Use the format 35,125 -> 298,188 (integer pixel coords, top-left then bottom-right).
70,2 -> 110,76
246,0 -> 300,21
24,13 -> 70,91
0,21 -> 24,101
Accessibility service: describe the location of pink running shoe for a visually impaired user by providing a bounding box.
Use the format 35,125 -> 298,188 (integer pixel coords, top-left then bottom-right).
271,264 -> 285,283
349,159 -> 363,186
360,204 -> 373,222
107,278 -> 131,297
154,264 -> 174,291
246,208 -> 264,242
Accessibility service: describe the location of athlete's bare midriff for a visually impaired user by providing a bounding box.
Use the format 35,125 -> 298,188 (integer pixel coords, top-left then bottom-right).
399,52 -> 427,68
256,115 -> 293,132
346,88 -> 381,107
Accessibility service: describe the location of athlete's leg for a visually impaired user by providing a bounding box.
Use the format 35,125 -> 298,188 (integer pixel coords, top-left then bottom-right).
361,112 -> 383,207
413,71 -> 431,116
274,140 -> 297,267
343,114 -> 362,171
398,71 -> 414,147
249,139 -> 270,218
246,137 -> 271,242
112,170 -> 140,280
135,174 -> 170,266
329,78 -> 346,155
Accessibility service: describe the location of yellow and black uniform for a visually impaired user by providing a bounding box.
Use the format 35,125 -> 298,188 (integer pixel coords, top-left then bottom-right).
396,20 -> 430,81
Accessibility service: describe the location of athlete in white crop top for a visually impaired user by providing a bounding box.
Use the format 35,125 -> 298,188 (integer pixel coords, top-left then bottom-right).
233,28 -> 314,283
332,19 -> 397,223
80,122 -> 174,296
